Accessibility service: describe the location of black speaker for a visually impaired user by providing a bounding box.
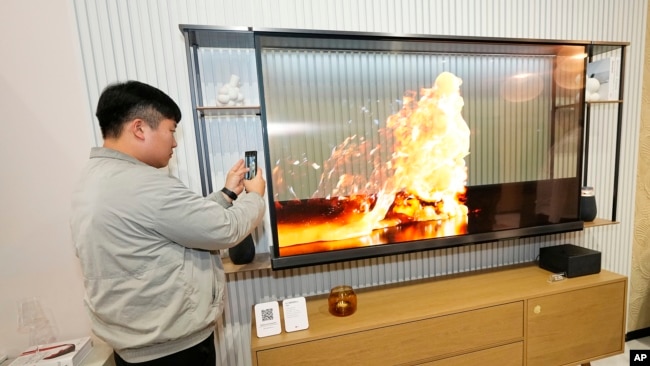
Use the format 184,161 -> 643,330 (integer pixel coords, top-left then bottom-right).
538,244 -> 601,278
580,186 -> 597,222
229,234 -> 256,265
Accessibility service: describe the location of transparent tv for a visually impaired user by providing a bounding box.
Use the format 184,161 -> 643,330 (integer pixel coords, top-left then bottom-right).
255,29 -> 587,270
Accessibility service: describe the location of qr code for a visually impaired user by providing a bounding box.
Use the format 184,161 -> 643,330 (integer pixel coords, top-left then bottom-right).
261,308 -> 274,321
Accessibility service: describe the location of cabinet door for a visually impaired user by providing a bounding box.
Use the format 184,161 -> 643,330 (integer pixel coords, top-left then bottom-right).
526,281 -> 626,366
420,342 -> 523,366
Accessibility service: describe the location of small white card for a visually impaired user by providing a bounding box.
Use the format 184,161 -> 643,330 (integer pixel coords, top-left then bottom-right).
282,297 -> 309,332
254,301 -> 282,338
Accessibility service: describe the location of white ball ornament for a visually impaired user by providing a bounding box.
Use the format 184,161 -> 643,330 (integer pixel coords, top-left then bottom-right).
216,74 -> 246,106
228,87 -> 239,100
217,94 -> 230,105
586,77 -> 600,93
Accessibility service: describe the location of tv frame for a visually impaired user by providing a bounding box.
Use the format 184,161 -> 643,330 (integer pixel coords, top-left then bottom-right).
251,28 -> 589,270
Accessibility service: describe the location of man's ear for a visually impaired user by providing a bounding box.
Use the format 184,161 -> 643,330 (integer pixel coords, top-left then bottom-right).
130,119 -> 146,141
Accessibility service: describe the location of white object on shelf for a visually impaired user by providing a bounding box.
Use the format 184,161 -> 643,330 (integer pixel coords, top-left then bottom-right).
282,297 -> 309,333
585,77 -> 601,102
254,301 -> 281,338
587,57 -> 620,100
216,74 -> 246,106
9,337 -> 92,366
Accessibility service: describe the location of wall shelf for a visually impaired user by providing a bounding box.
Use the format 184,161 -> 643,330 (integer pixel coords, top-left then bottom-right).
223,252 -> 271,274
584,218 -> 619,228
583,43 -> 627,222
586,100 -> 623,104
197,106 -> 261,117
197,105 -> 261,111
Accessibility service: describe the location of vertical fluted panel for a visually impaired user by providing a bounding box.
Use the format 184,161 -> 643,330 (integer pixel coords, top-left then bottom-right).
72,0 -> 646,364
263,49 -> 555,188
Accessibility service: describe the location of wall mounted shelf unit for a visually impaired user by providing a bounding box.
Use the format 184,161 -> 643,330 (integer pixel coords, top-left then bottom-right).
179,24 -> 627,269
583,42 -> 628,222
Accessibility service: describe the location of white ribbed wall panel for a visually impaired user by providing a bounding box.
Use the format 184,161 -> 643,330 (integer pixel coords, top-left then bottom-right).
72,1 -> 647,365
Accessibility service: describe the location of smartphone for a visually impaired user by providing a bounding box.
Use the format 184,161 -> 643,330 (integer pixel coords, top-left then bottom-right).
244,150 -> 257,180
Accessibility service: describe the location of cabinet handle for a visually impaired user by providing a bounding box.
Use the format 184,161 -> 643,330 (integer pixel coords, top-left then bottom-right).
534,305 -> 542,314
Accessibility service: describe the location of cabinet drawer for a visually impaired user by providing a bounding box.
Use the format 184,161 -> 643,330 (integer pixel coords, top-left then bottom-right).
527,281 -> 626,366
255,302 -> 523,366
420,342 -> 523,366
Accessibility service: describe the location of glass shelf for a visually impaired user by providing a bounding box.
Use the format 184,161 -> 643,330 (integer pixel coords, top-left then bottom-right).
586,100 -> 623,104
555,103 -> 580,110
583,218 -> 619,228
197,106 -> 261,117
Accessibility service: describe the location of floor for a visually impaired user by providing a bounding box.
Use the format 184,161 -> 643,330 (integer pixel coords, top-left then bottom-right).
590,336 -> 650,365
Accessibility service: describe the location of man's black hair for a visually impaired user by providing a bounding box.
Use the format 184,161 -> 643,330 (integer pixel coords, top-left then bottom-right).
95,81 -> 182,139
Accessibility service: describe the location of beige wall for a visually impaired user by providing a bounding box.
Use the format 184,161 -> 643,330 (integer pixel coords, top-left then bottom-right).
0,0 -> 92,356
630,5 -> 650,332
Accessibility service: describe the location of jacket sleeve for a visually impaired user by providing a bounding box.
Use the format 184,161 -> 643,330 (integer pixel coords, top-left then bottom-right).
153,176 -> 266,250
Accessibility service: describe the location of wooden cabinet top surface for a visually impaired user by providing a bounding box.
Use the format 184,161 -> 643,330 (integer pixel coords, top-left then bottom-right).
251,263 -> 626,351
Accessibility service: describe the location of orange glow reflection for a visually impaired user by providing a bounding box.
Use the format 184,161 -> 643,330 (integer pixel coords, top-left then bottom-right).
554,46 -> 587,90
502,73 -> 544,102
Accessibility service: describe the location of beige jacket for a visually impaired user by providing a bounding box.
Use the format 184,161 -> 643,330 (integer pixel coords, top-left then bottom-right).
70,147 -> 265,362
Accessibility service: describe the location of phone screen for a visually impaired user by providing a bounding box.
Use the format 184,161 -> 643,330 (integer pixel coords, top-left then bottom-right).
245,151 -> 257,180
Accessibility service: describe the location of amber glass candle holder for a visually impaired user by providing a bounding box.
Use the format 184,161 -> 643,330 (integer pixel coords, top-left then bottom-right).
328,285 -> 357,317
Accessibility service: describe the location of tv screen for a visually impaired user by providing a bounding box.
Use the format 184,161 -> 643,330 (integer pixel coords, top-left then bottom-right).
256,31 -> 586,269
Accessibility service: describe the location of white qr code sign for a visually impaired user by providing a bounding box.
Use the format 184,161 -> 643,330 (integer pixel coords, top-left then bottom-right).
254,301 -> 281,338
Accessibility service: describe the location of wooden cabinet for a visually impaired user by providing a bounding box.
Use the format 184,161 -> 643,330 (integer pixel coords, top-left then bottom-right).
250,264 -> 626,366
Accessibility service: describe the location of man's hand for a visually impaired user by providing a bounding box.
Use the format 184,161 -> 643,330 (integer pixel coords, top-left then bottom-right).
244,167 -> 266,197
224,159 -> 247,195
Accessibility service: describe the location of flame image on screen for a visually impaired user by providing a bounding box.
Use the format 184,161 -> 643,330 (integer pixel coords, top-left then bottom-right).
273,72 -> 470,254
